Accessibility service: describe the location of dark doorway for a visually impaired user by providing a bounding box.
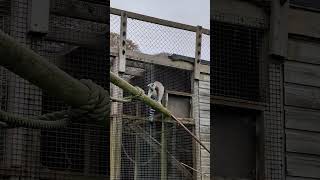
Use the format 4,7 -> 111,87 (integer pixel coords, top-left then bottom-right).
213,106 -> 261,179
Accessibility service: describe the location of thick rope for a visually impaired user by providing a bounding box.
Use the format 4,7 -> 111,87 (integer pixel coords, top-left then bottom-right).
0,79 -> 110,129
0,110 -> 70,129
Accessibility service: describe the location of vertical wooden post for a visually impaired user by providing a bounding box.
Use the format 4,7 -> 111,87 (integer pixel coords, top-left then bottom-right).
110,55 -> 124,179
194,26 -> 202,80
270,0 -> 288,59
134,102 -> 139,180
160,93 -> 169,180
134,135 -> 139,180
193,26 -> 202,180
119,11 -> 127,73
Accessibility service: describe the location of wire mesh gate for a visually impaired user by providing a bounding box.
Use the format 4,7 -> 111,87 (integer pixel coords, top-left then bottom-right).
0,0 -> 109,179
211,12 -> 284,179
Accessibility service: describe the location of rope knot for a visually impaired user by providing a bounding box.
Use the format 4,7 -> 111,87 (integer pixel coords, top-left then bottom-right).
70,79 -> 110,125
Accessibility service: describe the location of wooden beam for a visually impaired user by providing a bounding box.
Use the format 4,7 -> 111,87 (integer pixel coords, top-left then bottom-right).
50,0 -> 108,23
269,0 -> 288,58
118,11 -> 127,72
211,95 -> 266,110
110,48 -> 210,74
194,26 -> 202,80
288,7 -> 320,39
110,8 -> 209,35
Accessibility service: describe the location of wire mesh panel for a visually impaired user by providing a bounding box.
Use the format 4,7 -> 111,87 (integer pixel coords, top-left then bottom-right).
211,15 -> 267,102
126,18 -> 196,57
120,118 -> 195,180
211,12 -> 284,180
118,60 -> 195,179
264,64 -> 283,180
0,0 -> 109,179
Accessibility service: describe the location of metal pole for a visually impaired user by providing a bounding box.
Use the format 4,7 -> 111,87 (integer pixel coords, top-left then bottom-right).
0,30 -> 90,107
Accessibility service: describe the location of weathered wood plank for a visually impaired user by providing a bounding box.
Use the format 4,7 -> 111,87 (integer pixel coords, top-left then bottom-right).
285,83 -> 320,109
288,39 -> 320,65
199,88 -> 210,97
50,0 -> 108,23
287,153 -> 320,178
289,8 -> 320,39
199,102 -> 210,111
199,95 -> 210,104
199,81 -> 210,90
200,73 -> 210,82
285,106 -> 320,132
284,61 -> 320,87
200,110 -> 210,119
46,26 -> 106,48
287,176 -> 319,180
213,0 -> 266,24
286,129 -> 320,156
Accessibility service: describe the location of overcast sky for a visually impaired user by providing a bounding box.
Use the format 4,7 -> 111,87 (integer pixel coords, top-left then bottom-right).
110,0 -> 210,60
110,0 -> 210,29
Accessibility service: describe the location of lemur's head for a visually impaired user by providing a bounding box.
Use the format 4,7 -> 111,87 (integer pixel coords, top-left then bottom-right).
147,82 -> 156,90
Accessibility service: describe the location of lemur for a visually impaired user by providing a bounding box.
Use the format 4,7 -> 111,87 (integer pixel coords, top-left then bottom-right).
147,81 -> 164,122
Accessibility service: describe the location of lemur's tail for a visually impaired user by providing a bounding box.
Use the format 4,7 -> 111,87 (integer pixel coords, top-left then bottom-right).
148,108 -> 156,122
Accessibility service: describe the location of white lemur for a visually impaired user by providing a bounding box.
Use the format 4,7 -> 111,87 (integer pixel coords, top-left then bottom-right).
147,81 -> 164,103
147,81 -> 164,122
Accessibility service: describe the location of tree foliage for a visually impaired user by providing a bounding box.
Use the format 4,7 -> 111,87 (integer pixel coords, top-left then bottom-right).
110,32 -> 140,52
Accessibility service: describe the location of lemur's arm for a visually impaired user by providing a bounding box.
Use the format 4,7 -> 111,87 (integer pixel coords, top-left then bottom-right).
147,86 -> 153,98
156,83 -> 164,103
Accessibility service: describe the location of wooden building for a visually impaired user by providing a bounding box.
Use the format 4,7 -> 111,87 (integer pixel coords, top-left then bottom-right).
212,0 -> 320,179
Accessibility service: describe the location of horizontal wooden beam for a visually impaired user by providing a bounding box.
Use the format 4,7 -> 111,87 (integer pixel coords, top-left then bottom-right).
110,48 -> 210,74
211,95 -> 266,111
110,7 -> 210,35
287,153 -> 320,179
45,26 -> 106,48
284,61 -> 320,88
285,83 -> 320,110
288,38 -> 320,65
286,129 -> 320,156
119,114 -> 195,125
288,7 -> 320,39
285,106 -> 320,133
50,0 -> 108,23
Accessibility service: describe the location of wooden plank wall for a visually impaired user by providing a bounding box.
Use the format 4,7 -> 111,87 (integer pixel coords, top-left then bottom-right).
285,7 -> 320,179
198,74 -> 210,179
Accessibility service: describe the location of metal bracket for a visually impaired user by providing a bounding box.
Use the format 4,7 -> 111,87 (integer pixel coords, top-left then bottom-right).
194,26 -> 202,80
118,11 -> 128,73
